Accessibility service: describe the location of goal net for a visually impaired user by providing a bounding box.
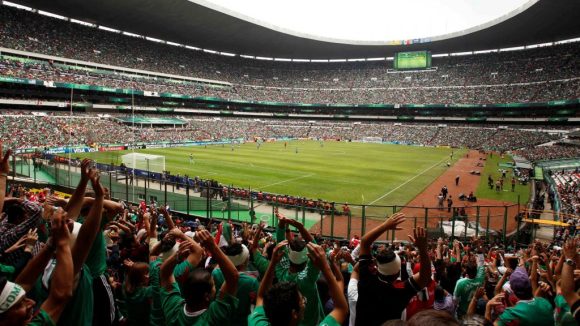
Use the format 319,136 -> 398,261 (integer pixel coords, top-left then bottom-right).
121,153 -> 165,173
361,137 -> 383,143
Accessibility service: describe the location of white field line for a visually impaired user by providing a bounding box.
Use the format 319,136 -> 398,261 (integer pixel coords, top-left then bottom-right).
367,157 -> 448,205
259,173 -> 316,189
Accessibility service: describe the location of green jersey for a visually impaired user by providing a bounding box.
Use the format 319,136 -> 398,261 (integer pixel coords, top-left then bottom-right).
28,309 -> 55,326
123,285 -> 153,326
78,216 -> 108,278
173,260 -> 195,286
212,269 -> 259,326
85,230 -> 107,278
149,259 -> 165,326
497,297 -> 554,326
248,306 -> 340,326
161,282 -> 239,326
555,295 -> 576,326
453,265 -> 484,316
252,253 -> 269,277
34,265 -> 93,326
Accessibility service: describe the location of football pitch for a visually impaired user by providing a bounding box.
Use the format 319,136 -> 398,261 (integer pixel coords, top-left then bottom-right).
73,141 -> 466,208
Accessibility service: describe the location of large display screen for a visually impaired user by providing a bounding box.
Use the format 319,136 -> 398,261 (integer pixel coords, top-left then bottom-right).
393,51 -> 432,70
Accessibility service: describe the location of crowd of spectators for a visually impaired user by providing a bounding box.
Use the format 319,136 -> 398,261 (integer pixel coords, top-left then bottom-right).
0,112 -> 574,159
551,169 -> 580,221
514,145 -> 580,163
0,151 -> 578,325
0,6 -> 579,105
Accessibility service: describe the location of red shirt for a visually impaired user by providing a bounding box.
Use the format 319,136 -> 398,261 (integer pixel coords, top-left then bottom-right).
405,280 -> 436,320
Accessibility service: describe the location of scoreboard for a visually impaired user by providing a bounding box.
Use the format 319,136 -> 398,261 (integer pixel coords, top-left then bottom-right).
393,51 -> 432,70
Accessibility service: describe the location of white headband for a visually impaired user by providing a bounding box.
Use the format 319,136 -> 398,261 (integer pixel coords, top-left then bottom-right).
70,221 -> 82,249
160,243 -> 179,262
288,248 -> 308,264
228,244 -> 250,267
0,281 -> 25,313
377,252 -> 401,276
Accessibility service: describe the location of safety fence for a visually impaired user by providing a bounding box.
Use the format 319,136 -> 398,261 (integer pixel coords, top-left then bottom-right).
9,155 -> 535,244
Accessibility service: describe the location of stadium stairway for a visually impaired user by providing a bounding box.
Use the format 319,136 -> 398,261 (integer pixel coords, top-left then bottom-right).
533,195 -> 560,242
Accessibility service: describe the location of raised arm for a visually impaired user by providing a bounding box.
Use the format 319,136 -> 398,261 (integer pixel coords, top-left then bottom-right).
40,208 -> 74,324
409,227 -> 432,288
64,159 -> 91,220
467,287 -> 485,316
169,228 -> 204,267
530,256 -> 539,294
256,240 -> 287,307
159,206 -> 175,230
495,268 -> 512,295
160,241 -> 192,291
15,240 -> 53,292
307,242 -> 348,324
285,216 -> 313,243
71,169 -> 104,275
198,229 -> 239,297
360,212 -> 405,256
561,238 -> 579,307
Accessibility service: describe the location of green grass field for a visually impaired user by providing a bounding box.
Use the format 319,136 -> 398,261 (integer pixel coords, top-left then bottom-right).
475,153 -> 530,204
72,141 -> 466,208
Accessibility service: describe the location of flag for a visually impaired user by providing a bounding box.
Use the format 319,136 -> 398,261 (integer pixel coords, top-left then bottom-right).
215,222 -> 233,247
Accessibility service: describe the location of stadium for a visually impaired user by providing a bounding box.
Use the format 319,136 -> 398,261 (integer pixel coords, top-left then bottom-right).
0,0 -> 578,325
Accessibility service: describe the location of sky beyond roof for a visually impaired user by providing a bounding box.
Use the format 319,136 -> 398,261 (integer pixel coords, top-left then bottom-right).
193,0 -> 536,45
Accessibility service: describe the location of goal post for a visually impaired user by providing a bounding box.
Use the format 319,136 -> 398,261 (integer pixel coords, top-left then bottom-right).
121,153 -> 166,173
361,137 -> 383,143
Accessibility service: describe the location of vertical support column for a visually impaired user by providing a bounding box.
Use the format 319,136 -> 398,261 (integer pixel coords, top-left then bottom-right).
125,172 -> 129,202
250,196 -> 255,225
319,210 -> 324,236
390,205 -> 397,241
186,184 -> 190,218
227,186 -> 232,221
486,209 -> 491,242
330,203 -> 335,239
347,208 -> 352,240
503,205 -> 508,245
164,181 -> 167,207
361,205 -> 366,236
475,206 -> 480,238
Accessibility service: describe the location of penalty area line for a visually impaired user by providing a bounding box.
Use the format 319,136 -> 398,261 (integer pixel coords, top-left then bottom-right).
258,173 -> 316,189
367,157 -> 449,205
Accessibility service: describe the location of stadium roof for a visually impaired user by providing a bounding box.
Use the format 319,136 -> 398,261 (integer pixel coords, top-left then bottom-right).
8,0 -> 580,59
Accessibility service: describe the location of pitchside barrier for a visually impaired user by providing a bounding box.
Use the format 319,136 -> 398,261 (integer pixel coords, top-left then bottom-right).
11,158 -> 541,244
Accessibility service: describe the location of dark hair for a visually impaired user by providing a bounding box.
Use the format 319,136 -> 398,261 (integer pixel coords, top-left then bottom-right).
181,267 -> 213,307
288,239 -> 306,252
264,282 -> 300,326
375,248 -> 397,265
465,262 -> 477,279
288,239 -> 307,270
4,204 -> 24,225
223,243 -> 243,257
160,236 -> 176,253
124,262 -> 149,295
434,285 -> 446,302
407,309 -> 459,326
